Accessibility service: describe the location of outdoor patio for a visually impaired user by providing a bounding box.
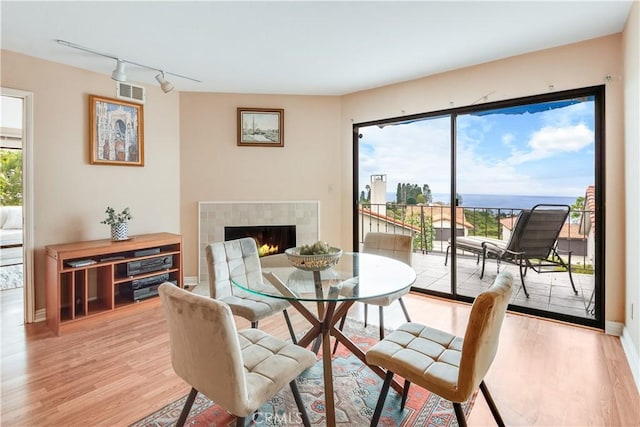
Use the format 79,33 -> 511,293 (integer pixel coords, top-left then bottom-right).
410,251 -> 595,320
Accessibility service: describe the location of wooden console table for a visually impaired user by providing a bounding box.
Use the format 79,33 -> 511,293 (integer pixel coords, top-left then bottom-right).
45,232 -> 183,335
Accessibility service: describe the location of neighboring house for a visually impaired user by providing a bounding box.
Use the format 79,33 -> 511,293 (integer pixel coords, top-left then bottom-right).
360,205 -> 474,246
426,206 -> 475,241
358,207 -> 418,243
500,216 -> 519,242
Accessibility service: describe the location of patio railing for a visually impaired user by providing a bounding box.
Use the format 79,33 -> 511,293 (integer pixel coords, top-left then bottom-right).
358,202 -> 593,268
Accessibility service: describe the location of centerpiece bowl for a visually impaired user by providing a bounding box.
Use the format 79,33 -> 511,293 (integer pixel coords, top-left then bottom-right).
285,246 -> 343,271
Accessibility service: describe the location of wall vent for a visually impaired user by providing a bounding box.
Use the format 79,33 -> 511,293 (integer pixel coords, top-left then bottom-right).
116,82 -> 145,103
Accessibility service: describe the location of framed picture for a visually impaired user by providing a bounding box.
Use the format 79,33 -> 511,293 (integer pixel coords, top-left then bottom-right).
237,108 -> 284,147
89,95 -> 144,166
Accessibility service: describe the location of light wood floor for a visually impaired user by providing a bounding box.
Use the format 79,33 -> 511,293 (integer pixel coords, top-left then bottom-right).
1,287 -> 639,426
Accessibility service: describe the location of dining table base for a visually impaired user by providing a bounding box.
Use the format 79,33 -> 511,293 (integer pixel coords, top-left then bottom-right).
287,290 -> 404,426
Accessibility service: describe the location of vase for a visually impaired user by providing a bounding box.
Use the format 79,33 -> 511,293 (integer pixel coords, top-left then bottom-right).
110,223 -> 128,241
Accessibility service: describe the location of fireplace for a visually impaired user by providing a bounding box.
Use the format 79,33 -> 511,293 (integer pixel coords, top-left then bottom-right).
224,225 -> 296,257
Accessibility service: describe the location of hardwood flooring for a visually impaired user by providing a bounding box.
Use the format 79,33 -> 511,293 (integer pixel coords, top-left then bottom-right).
1,286 -> 639,426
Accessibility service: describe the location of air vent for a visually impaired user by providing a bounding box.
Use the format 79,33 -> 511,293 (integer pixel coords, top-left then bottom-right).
116,82 -> 145,103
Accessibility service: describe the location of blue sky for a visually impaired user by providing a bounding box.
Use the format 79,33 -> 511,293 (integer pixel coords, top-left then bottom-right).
359,98 -> 595,198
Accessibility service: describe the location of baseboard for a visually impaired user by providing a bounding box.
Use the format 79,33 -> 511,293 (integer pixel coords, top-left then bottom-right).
184,275 -> 198,286
620,326 -> 640,394
605,320 -> 624,336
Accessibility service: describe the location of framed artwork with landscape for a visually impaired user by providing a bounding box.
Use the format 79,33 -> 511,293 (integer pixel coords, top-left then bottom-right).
89,95 -> 144,166
237,107 -> 284,147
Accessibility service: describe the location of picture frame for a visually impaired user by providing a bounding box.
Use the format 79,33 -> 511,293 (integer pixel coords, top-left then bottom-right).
89,95 -> 144,166
237,107 -> 284,147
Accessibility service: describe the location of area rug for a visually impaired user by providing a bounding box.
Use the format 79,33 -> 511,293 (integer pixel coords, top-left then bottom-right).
131,321 -> 476,426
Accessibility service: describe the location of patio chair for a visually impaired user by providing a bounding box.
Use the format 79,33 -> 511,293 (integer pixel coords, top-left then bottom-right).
445,204 -> 577,298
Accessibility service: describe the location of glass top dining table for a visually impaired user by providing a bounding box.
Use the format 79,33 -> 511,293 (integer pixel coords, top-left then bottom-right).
232,251 -> 416,302
231,251 -> 416,427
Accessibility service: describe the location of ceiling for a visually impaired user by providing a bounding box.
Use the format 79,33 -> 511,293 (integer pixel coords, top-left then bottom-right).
1,1 -> 633,96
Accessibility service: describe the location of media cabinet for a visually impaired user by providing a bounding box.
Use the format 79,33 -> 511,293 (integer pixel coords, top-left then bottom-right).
45,232 -> 183,335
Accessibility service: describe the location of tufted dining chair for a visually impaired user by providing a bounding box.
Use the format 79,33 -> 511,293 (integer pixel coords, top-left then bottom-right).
206,237 -> 296,342
158,283 -> 316,427
366,271 -> 513,427
333,232 -> 413,355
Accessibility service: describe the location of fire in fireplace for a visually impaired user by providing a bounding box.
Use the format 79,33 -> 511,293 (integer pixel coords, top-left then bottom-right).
224,225 -> 296,257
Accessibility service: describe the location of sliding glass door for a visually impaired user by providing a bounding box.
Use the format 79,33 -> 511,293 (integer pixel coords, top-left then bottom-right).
354,86 -> 603,328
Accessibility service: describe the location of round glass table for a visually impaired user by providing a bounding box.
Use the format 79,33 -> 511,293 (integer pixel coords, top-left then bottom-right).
231,251 -> 416,427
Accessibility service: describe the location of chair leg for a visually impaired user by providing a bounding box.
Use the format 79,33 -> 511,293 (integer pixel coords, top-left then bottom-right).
282,309 -> 297,344
480,247 -> 487,279
518,258 -> 530,298
290,380 -> 311,427
176,387 -> 198,427
479,380 -> 506,427
332,314 -> 347,355
398,297 -> 411,322
400,379 -> 411,410
453,402 -> 468,427
235,416 -> 245,427
364,303 -> 369,327
379,306 -> 385,340
370,370 -> 394,427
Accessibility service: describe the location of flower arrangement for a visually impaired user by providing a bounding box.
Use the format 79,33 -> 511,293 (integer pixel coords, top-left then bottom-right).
100,207 -> 132,226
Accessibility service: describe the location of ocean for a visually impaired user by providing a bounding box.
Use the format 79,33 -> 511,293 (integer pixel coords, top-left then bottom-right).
386,193 -> 578,209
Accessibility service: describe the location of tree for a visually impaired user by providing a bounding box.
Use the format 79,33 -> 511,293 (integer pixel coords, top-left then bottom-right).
422,184 -> 432,204
570,196 -> 585,223
0,149 -> 22,206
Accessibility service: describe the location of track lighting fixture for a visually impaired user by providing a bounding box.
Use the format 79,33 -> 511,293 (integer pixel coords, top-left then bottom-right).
111,60 -> 127,82
155,72 -> 174,93
55,39 -> 200,92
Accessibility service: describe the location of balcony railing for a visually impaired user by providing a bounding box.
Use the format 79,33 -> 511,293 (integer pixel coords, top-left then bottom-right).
358,202 -> 593,268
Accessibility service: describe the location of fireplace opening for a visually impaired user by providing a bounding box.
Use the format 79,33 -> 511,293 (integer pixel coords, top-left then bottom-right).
224,225 -> 296,257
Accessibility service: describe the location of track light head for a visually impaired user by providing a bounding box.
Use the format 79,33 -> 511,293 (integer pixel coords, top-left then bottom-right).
155,72 -> 174,93
111,60 -> 127,82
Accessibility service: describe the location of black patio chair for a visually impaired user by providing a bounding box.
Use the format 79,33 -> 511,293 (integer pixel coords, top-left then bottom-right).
445,204 -> 577,298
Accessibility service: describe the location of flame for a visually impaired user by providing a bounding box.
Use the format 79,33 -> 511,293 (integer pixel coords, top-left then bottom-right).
258,243 -> 279,257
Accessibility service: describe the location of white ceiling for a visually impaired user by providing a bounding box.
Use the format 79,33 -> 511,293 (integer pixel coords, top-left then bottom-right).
1,1 -> 633,95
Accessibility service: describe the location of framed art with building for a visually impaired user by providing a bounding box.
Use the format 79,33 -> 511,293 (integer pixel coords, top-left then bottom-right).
89,95 -> 144,166
237,107 -> 284,147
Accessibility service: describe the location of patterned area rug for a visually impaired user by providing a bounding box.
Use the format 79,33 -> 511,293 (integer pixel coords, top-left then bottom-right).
131,321 -> 475,426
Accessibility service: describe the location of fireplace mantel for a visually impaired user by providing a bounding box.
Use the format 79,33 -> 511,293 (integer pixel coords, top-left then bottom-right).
198,201 -> 320,283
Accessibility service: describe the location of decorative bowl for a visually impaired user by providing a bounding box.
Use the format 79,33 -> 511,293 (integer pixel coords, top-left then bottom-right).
284,246 -> 343,271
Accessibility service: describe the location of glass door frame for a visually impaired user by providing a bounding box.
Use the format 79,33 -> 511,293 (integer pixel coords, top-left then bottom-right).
352,85 -> 605,330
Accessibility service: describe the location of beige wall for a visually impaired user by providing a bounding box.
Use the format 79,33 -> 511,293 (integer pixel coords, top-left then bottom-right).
1,50 -> 181,310
0,32 -> 634,329
623,1 -> 640,373
179,93 -> 343,276
341,35 -> 627,323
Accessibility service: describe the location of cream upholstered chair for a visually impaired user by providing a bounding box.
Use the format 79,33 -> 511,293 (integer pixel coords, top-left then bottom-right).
158,283 -> 316,427
206,238 -> 296,342
366,271 -> 513,427
335,232 -> 413,348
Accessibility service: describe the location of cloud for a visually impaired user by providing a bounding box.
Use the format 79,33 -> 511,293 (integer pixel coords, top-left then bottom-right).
507,124 -> 593,165
359,116 -> 594,198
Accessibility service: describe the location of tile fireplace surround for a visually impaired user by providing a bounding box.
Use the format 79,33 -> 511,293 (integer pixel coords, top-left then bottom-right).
198,201 -> 320,283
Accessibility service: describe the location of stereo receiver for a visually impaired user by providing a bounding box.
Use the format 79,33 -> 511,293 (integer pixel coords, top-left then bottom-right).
120,273 -> 176,301
119,256 -> 173,276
